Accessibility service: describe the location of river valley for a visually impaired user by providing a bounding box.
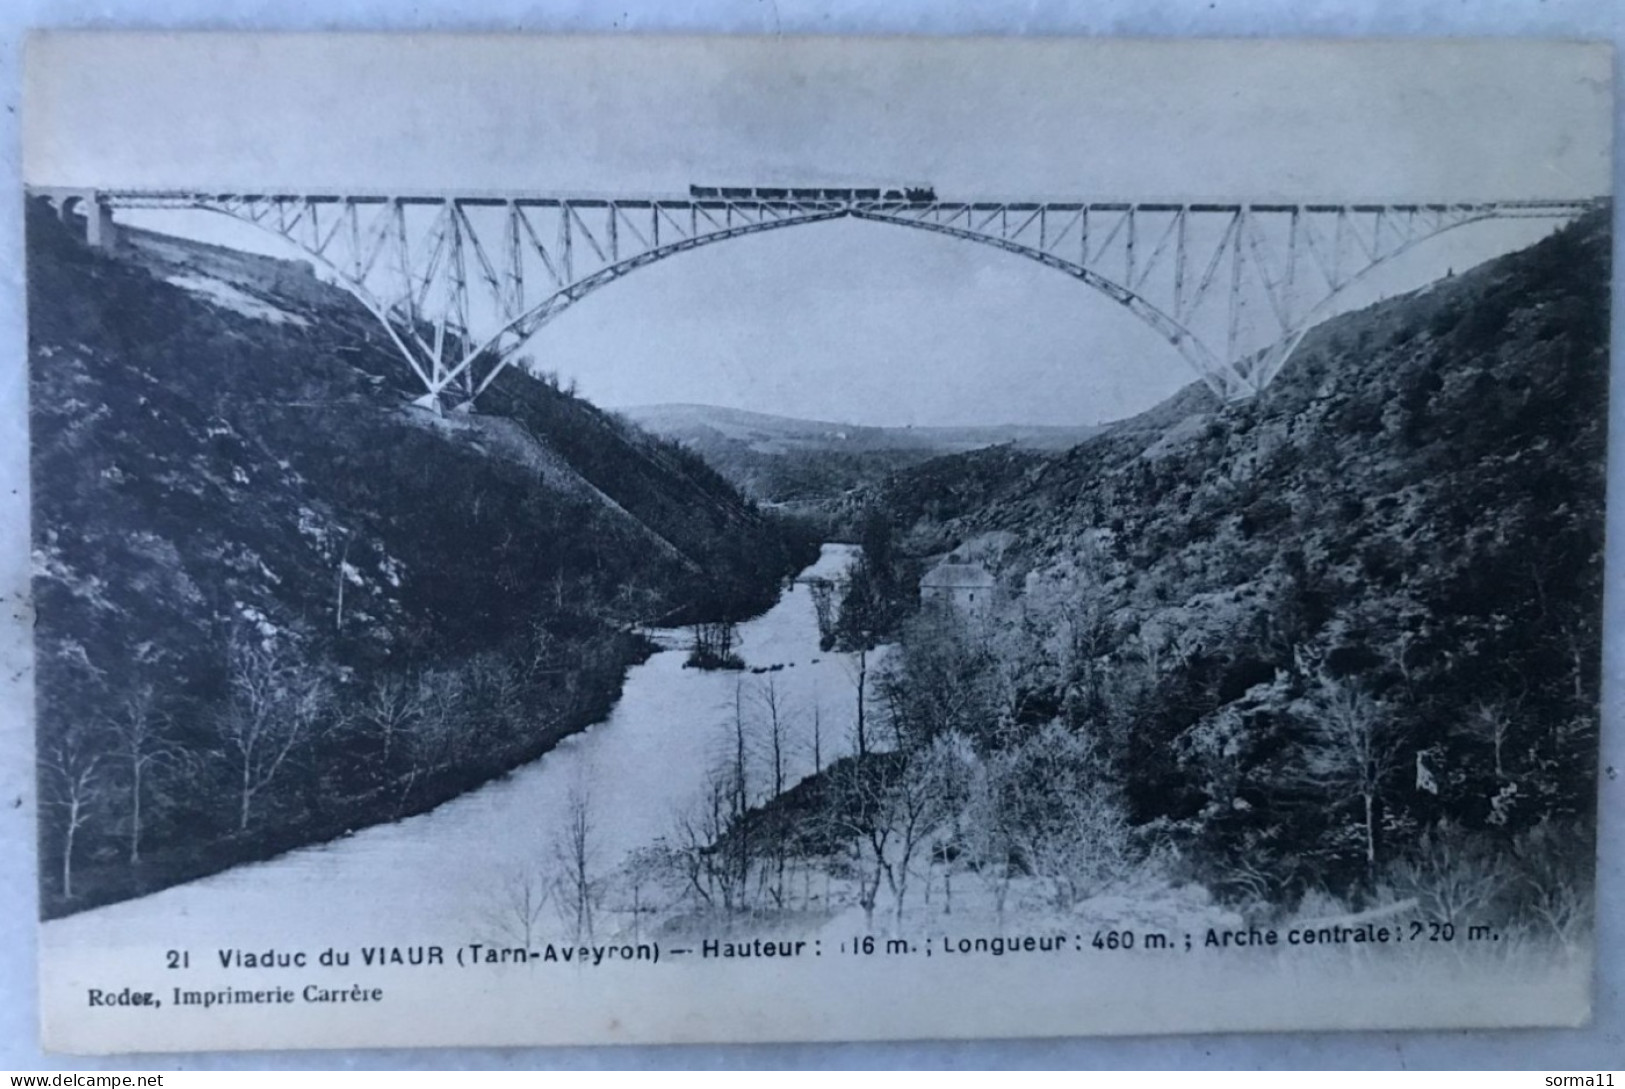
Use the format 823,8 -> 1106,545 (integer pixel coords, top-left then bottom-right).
44,544 -> 868,952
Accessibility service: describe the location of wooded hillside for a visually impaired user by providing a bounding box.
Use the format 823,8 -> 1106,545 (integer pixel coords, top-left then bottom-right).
29,201 -> 816,917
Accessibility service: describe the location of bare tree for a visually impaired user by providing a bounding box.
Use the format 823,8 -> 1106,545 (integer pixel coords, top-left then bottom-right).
824,756 -> 896,931
481,868 -> 551,947
333,531 -> 353,632
727,682 -> 755,907
671,766 -> 740,912
756,678 -> 793,908
669,801 -> 715,911
810,700 -> 824,776
998,722 -> 1130,909
1057,593 -> 1115,679
918,732 -> 976,917
881,734 -> 973,926
1386,821 -> 1504,925
826,714 -> 1008,929
217,636 -> 331,831
1510,819 -> 1593,945
520,618 -> 560,684
1016,785 -> 1129,910
1295,672 -> 1405,883
1461,699 -> 1514,781
552,784 -> 599,942
619,843 -> 676,940
401,667 -> 467,781
468,652 -> 525,745
844,647 -> 871,757
358,674 -> 425,768
551,566 -> 568,611
963,753 -> 1018,921
104,682 -> 185,864
40,721 -> 110,898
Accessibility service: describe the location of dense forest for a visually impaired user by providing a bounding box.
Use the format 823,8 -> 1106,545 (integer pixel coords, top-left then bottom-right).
28,200 -> 816,918
643,211 -> 1608,940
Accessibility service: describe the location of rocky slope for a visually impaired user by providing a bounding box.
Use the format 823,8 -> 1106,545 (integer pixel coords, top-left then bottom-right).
863,211 -> 1609,906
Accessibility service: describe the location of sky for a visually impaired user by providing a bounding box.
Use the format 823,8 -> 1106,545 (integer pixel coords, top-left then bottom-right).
25,35 -> 1613,425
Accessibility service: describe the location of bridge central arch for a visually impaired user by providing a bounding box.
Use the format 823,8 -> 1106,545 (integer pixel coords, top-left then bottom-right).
445,204 -> 1249,404
59,187 -> 1603,411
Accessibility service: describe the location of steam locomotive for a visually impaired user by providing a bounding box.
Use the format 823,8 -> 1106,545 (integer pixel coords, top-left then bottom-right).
687,184 -> 937,202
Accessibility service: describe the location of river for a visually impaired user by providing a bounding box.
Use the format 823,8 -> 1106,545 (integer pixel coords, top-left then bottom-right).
44,543 -> 867,952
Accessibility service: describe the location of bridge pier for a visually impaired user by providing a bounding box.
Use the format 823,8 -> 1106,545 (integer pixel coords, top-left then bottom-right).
85,200 -> 119,250
48,190 -> 119,251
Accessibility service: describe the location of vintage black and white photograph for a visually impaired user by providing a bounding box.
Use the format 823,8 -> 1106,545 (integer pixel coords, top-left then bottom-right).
20,34 -> 1612,1051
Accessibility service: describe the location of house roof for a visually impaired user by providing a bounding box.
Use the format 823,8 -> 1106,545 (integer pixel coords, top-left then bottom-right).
921,562 -> 995,589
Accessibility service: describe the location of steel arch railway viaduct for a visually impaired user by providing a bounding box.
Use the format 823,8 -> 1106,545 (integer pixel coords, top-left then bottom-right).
32,185 -> 1603,409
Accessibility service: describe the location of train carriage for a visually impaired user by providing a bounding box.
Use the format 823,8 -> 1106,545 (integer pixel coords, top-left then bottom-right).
688,183 -> 937,202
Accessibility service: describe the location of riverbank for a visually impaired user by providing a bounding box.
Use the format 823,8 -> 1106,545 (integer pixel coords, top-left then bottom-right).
45,629 -> 653,922
44,544 -> 867,949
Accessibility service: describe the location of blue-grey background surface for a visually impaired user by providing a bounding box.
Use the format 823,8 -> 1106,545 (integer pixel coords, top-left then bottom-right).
0,0 -> 1620,1070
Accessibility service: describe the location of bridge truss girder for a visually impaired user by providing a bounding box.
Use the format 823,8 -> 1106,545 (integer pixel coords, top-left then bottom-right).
87,189 -> 1601,408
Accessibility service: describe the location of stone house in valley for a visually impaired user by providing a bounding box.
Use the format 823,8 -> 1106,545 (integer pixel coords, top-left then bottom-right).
920,557 -> 996,614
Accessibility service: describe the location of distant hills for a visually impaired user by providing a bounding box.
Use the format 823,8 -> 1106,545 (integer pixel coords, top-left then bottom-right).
619,402 -> 1098,454
617,403 -> 1097,511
